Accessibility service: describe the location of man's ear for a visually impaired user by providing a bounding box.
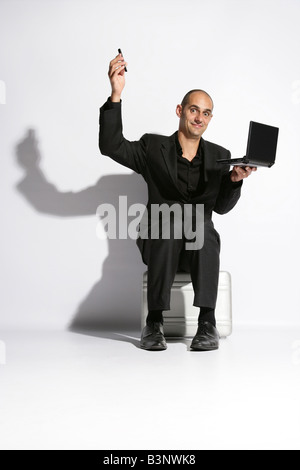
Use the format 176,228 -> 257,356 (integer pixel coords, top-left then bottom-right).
176,104 -> 182,118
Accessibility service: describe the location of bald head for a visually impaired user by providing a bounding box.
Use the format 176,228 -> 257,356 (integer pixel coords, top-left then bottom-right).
181,89 -> 214,112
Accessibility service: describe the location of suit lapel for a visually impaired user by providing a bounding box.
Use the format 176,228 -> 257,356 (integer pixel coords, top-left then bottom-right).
200,138 -> 209,183
160,134 -> 179,189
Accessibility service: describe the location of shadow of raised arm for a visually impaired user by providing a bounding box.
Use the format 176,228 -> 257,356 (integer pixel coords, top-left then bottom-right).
15,128 -> 106,217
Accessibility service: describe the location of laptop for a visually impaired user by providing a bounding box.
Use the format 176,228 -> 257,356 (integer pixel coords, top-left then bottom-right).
217,121 -> 279,167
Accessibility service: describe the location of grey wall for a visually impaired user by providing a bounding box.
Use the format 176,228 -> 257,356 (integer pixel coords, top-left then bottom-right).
1,0 -> 300,329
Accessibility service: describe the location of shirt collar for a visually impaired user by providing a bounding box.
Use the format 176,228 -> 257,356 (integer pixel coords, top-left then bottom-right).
175,131 -> 202,159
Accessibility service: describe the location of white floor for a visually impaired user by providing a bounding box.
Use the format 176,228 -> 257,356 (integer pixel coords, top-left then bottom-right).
0,325 -> 300,450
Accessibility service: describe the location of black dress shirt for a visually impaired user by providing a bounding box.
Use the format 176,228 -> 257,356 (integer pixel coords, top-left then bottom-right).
175,132 -> 205,200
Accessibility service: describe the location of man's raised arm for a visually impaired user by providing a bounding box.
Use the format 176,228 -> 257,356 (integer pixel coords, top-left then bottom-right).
99,52 -> 147,175
109,52 -> 127,103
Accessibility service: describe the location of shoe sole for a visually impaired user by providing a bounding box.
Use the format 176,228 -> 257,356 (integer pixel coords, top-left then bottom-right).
190,345 -> 219,351
140,344 -> 167,351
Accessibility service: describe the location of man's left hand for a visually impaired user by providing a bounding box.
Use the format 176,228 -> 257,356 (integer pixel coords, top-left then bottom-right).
231,166 -> 257,183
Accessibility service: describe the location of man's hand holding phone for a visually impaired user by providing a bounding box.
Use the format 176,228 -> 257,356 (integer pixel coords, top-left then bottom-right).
108,50 -> 128,103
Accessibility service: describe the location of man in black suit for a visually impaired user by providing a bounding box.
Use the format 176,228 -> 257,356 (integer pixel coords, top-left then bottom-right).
99,52 -> 256,352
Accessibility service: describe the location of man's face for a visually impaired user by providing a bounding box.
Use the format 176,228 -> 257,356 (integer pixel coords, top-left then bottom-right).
176,92 -> 213,139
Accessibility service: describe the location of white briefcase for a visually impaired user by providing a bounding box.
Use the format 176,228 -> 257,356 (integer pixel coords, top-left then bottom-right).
142,271 -> 232,338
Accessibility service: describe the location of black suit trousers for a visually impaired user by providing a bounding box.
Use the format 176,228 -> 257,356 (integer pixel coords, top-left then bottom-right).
137,221 -> 221,311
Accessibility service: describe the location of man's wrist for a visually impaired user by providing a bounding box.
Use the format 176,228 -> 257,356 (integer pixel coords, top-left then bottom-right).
230,172 -> 243,187
111,93 -> 122,103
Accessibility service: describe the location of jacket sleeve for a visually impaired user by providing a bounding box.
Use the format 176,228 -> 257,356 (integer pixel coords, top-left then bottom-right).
214,161 -> 243,215
99,98 -> 147,175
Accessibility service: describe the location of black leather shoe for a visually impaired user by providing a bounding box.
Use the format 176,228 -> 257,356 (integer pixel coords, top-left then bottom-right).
140,322 -> 167,351
190,321 -> 220,351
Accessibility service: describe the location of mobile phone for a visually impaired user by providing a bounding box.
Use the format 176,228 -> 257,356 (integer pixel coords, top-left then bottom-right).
118,48 -> 127,72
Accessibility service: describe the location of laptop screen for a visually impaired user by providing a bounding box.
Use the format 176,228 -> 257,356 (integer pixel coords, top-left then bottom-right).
246,121 -> 279,163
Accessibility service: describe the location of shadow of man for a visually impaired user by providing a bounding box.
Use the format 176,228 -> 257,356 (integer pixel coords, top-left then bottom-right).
15,129 -> 148,346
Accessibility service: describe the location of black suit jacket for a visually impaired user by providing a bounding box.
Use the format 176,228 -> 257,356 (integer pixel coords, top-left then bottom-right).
99,99 -> 242,221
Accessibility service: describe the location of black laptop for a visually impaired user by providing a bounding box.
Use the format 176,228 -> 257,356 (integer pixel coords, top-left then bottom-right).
217,121 -> 279,167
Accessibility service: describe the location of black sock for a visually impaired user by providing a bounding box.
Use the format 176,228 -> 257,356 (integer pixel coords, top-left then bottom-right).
198,307 -> 216,327
147,310 -> 163,325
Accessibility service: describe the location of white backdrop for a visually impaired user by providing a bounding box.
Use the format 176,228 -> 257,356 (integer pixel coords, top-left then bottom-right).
1,0 -> 299,330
